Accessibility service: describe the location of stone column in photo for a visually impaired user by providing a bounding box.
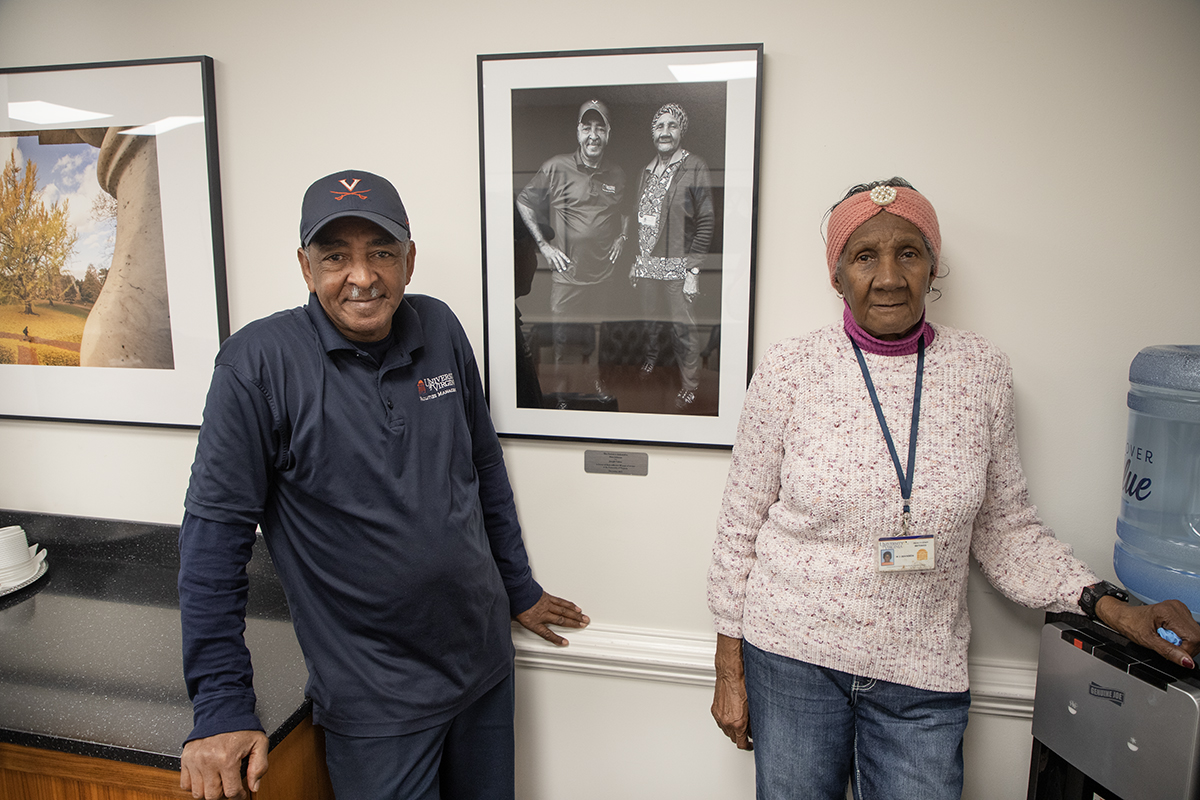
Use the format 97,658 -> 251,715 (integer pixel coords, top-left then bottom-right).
78,126 -> 174,369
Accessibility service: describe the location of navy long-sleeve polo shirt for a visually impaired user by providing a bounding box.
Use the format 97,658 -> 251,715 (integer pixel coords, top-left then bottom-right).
180,294 -> 542,741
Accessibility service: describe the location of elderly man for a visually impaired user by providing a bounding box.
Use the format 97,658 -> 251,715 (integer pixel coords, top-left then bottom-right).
517,100 -> 628,388
629,103 -> 715,410
178,170 -> 588,800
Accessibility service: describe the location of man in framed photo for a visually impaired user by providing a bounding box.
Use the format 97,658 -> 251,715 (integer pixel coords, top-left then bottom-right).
516,99 -> 629,393
178,169 -> 588,800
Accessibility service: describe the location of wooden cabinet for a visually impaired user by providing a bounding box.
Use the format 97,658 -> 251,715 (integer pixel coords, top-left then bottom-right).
0,715 -> 333,800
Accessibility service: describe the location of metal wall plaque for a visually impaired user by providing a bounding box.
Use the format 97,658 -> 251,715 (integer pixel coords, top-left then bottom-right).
584,450 -> 649,476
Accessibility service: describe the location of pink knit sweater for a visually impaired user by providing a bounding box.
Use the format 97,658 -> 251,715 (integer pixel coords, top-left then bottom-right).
707,323 -> 1099,692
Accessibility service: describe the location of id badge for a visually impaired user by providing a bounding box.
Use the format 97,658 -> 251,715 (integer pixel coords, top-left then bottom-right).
877,535 -> 935,572
638,212 -> 659,227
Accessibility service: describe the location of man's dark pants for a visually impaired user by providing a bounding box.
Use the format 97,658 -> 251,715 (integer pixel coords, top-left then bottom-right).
323,671 -> 516,800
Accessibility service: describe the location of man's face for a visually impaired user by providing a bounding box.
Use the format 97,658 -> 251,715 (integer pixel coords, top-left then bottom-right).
577,113 -> 609,163
652,111 -> 683,156
297,216 -> 416,342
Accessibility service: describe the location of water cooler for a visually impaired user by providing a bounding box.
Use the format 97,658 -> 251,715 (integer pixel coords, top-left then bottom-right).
1029,346 -> 1200,800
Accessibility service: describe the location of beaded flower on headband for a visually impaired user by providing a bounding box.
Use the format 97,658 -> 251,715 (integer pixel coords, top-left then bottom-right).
869,186 -> 897,206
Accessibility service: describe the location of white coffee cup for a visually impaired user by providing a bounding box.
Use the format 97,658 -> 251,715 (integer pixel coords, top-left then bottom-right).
0,527 -> 31,568
0,545 -> 43,586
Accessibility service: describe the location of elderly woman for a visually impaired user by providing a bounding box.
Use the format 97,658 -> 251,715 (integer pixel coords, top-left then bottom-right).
707,178 -> 1200,799
629,103 -> 715,410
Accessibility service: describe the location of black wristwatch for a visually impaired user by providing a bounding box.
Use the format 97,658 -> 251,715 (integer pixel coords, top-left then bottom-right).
1079,580 -> 1129,621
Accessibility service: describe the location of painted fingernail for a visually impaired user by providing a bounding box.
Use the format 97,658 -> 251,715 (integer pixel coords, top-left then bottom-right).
1184,656 -> 1195,669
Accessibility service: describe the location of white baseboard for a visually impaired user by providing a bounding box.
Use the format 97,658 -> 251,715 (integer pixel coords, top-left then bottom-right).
513,622 -> 715,686
967,659 -> 1037,719
512,623 -> 1038,720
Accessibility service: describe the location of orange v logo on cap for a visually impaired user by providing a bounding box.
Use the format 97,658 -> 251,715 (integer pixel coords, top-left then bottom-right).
331,178 -> 370,201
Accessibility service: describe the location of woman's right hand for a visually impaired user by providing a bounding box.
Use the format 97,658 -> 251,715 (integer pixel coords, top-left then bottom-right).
712,633 -> 753,750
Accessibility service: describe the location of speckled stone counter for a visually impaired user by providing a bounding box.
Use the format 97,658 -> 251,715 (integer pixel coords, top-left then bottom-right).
0,510 -> 310,771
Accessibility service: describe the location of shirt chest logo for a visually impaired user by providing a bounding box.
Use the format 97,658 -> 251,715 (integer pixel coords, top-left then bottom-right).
417,372 -> 457,401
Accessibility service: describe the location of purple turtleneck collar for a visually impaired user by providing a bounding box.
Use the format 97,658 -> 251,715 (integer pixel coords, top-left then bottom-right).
843,303 -> 935,356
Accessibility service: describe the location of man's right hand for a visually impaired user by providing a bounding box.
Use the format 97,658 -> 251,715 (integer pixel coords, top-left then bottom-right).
538,241 -> 572,274
180,729 -> 269,800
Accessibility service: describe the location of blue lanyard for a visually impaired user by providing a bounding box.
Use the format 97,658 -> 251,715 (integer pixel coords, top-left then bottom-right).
851,337 -> 925,530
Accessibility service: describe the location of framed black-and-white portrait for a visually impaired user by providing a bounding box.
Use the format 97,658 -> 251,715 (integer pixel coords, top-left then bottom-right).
0,56 -> 227,427
478,44 -> 761,448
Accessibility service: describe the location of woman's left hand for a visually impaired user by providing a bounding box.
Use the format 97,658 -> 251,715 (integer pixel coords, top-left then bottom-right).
683,272 -> 699,302
1096,596 -> 1200,668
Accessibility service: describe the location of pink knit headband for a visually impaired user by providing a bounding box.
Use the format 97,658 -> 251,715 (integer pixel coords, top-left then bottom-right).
825,185 -> 941,285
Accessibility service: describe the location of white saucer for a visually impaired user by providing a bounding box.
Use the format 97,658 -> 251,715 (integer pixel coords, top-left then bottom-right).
0,549 -> 48,595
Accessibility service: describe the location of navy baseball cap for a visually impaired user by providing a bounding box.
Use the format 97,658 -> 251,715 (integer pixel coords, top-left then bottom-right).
578,99 -> 611,128
300,169 -> 411,246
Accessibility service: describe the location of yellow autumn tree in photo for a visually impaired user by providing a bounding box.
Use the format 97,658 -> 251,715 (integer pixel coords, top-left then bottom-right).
0,151 -> 77,315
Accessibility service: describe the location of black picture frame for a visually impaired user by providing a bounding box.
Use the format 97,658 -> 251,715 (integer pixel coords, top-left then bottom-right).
0,56 -> 227,427
478,44 -> 762,448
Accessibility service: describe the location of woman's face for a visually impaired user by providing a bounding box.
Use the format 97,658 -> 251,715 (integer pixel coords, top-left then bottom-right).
652,112 -> 683,156
834,212 -> 936,340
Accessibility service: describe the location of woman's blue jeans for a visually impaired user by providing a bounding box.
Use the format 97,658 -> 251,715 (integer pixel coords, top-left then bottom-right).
743,641 -> 971,800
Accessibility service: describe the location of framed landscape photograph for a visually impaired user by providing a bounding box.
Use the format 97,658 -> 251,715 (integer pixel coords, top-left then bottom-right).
478,44 -> 762,448
0,55 -> 227,427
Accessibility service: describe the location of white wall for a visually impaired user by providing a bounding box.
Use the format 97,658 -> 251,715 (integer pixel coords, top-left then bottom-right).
2,1 -> 1198,797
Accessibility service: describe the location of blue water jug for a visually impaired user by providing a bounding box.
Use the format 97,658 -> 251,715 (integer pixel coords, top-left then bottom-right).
1113,346 -> 1200,615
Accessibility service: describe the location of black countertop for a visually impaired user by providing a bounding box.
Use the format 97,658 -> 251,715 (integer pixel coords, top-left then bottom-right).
0,510 -> 310,771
